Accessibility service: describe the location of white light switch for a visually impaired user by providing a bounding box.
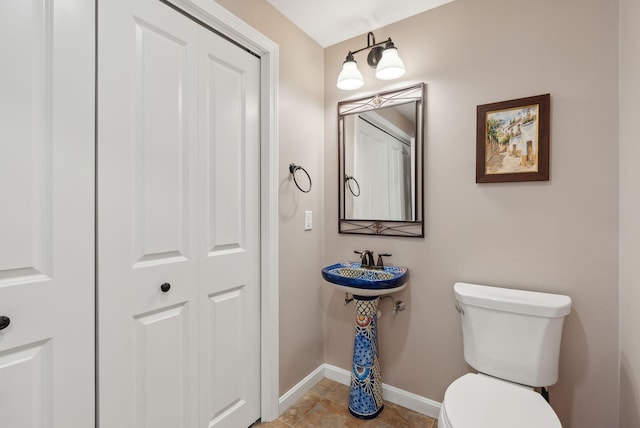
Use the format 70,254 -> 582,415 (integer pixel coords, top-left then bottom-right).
304,210 -> 312,230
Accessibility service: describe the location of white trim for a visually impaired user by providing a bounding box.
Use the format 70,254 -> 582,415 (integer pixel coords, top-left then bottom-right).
323,364 -> 352,385
278,365 -> 326,415
279,364 -> 442,420
165,0 -> 280,422
381,381 -> 442,420
323,364 -> 441,418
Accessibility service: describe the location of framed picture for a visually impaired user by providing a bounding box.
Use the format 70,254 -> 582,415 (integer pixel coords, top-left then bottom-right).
476,94 -> 550,183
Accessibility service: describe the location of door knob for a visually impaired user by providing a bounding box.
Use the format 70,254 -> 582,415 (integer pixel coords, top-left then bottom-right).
0,316 -> 10,330
160,283 -> 171,293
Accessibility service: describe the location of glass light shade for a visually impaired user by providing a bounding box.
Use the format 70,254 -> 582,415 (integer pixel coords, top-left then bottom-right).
337,60 -> 364,90
375,47 -> 406,80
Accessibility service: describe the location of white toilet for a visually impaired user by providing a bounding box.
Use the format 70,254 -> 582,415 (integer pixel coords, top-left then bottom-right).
439,282 -> 572,428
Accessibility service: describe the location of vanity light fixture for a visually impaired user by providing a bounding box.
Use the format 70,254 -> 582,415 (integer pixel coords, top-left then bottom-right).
336,32 -> 406,90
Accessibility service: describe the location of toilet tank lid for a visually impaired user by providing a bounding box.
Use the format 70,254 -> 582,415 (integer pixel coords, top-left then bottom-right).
454,282 -> 571,318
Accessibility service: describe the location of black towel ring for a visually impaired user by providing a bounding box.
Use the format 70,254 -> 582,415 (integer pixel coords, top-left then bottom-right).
345,174 -> 361,197
289,163 -> 312,193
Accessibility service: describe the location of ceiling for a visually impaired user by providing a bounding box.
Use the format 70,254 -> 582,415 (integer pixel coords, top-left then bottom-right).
265,0 -> 456,48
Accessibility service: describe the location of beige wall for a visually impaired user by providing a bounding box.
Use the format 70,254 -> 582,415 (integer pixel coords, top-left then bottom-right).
323,0 -> 619,427
619,0 -> 640,426
214,1 -> 637,426
212,0 -> 327,394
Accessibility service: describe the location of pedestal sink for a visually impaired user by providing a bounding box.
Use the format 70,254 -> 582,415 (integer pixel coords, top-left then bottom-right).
321,262 -> 409,296
321,262 -> 409,419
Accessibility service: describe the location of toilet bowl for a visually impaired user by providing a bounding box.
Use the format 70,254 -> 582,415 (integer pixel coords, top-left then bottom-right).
440,282 -> 571,428
438,374 -> 561,428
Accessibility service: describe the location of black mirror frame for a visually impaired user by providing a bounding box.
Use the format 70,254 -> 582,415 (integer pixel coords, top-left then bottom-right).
338,83 -> 425,237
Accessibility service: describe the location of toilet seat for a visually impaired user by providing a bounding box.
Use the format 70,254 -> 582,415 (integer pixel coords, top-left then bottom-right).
440,373 -> 562,428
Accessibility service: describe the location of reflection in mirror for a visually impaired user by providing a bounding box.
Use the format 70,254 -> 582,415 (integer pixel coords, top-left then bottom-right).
343,104 -> 416,221
338,83 -> 424,237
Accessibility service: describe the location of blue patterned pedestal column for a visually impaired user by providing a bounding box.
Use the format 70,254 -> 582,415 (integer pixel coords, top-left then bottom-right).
349,296 -> 383,419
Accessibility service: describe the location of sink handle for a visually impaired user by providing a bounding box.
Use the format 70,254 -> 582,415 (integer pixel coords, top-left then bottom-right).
377,253 -> 392,268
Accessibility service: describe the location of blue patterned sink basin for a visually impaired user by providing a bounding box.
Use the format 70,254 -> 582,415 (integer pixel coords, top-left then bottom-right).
321,262 -> 409,297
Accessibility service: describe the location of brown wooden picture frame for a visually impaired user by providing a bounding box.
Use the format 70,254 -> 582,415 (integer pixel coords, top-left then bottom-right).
476,94 -> 550,183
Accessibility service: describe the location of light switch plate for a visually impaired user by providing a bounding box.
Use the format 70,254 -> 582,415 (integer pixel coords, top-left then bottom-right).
304,210 -> 312,230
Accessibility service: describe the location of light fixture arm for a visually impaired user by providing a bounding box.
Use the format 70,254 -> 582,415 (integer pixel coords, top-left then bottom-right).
367,31 -> 376,48
347,32 -> 394,68
349,32 -> 390,55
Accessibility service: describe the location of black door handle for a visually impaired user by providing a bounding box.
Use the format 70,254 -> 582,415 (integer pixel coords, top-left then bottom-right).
160,283 -> 171,293
0,316 -> 10,330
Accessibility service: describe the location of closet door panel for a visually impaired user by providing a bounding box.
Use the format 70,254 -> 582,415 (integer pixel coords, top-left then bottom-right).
203,60 -> 244,251
0,1 -> 94,427
98,0 -> 198,426
207,290 -> 244,414
0,0 -> 51,281
133,20 -> 191,264
100,3 -> 262,427
197,26 -> 261,428
134,304 -> 191,428
0,341 -> 51,428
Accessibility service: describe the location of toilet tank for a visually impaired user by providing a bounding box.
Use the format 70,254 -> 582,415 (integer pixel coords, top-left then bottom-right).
454,282 -> 571,387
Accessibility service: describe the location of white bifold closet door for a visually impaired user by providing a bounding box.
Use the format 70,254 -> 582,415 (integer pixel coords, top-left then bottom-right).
98,0 -> 261,427
0,1 -> 95,428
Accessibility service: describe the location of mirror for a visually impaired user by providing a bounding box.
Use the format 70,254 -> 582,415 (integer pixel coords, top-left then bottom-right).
338,83 -> 424,237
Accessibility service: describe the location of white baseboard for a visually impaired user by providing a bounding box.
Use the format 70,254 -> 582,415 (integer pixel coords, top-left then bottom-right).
278,365 -> 326,415
278,363 -> 441,420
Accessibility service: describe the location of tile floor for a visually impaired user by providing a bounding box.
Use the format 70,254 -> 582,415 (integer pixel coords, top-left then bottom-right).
253,378 -> 438,428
